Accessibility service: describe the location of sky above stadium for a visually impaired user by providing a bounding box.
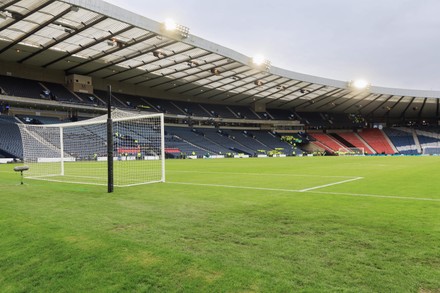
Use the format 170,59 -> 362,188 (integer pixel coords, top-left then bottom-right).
105,0 -> 440,91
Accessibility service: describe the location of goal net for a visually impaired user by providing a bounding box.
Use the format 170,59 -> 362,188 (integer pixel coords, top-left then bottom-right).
337,147 -> 365,156
422,145 -> 440,155
18,110 -> 165,187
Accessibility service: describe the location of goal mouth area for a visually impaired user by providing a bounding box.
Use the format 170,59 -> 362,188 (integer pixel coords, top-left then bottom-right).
422,146 -> 440,156
337,147 -> 365,156
25,175 -> 164,187
18,110 -> 165,189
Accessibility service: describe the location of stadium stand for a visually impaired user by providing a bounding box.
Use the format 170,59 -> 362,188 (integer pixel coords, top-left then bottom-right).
252,131 -> 296,154
0,115 -> 23,158
75,92 -> 105,106
93,90 -> 127,108
166,126 -> 231,155
228,105 -> 261,119
309,133 -> 348,153
358,128 -> 396,154
333,131 -> 376,154
197,128 -> 255,155
144,97 -> 184,115
228,130 -> 268,153
16,115 -> 62,125
266,109 -> 296,120
40,82 -> 82,103
201,104 -> 237,119
383,128 -> 418,155
0,75 -> 43,100
296,112 -> 329,128
171,100 -> 211,117
1,75 -> 440,159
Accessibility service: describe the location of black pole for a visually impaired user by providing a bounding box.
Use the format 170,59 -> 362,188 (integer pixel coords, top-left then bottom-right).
107,85 -> 114,193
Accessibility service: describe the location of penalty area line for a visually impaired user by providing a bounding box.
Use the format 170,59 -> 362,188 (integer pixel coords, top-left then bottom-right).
168,181 -> 301,193
298,177 -> 364,192
308,190 -> 440,202
166,181 -> 440,202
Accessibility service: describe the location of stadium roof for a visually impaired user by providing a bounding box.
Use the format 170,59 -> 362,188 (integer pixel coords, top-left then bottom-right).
0,0 -> 439,119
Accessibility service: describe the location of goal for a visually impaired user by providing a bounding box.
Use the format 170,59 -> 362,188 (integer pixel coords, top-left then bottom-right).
422,145 -> 440,155
18,110 -> 165,187
337,147 -> 365,156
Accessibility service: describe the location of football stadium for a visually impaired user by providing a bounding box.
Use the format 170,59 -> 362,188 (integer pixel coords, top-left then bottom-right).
0,0 -> 439,292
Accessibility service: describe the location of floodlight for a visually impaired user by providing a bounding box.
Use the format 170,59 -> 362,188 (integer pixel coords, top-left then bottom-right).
252,54 -> 266,66
254,80 -> 264,86
153,50 -> 167,58
161,18 -> 189,39
164,18 -> 177,31
0,11 -> 12,20
210,68 -> 220,75
251,54 -> 271,71
349,79 -> 370,90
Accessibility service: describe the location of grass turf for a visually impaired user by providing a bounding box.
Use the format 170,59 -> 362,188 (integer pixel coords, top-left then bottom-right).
0,156 -> 439,292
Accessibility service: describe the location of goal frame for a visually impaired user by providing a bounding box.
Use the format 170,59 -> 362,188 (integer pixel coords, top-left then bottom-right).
421,145 -> 440,156
337,147 -> 365,156
18,111 -> 165,188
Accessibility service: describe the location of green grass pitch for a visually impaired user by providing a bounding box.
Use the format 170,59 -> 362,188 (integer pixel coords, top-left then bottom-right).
0,156 -> 439,292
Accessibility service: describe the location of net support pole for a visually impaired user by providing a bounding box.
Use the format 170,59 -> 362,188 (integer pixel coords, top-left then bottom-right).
160,113 -> 165,182
59,127 -> 64,176
107,85 -> 114,193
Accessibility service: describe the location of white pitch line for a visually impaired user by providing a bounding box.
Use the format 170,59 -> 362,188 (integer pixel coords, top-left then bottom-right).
166,181 -> 440,202
168,181 -> 301,193
168,170 -> 356,179
298,177 -> 364,192
308,190 -> 440,202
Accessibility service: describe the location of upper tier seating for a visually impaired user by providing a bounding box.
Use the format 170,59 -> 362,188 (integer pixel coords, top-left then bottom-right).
171,100 -> 211,117
41,82 -> 82,103
75,92 -> 105,106
201,104 -> 237,118
266,109 -> 296,120
296,112 -> 329,128
228,105 -> 260,119
93,90 -> 128,108
144,97 -> 184,115
0,75 -> 43,100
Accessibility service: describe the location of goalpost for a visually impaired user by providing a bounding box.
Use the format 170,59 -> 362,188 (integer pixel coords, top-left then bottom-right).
337,147 -> 365,156
18,109 -> 165,188
422,145 -> 440,156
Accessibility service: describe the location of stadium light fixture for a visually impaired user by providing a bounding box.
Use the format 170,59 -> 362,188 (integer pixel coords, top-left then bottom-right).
349,79 -> 370,90
164,18 -> 177,31
160,18 -> 190,39
251,54 -> 271,71
210,68 -> 220,76
252,54 -> 265,66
